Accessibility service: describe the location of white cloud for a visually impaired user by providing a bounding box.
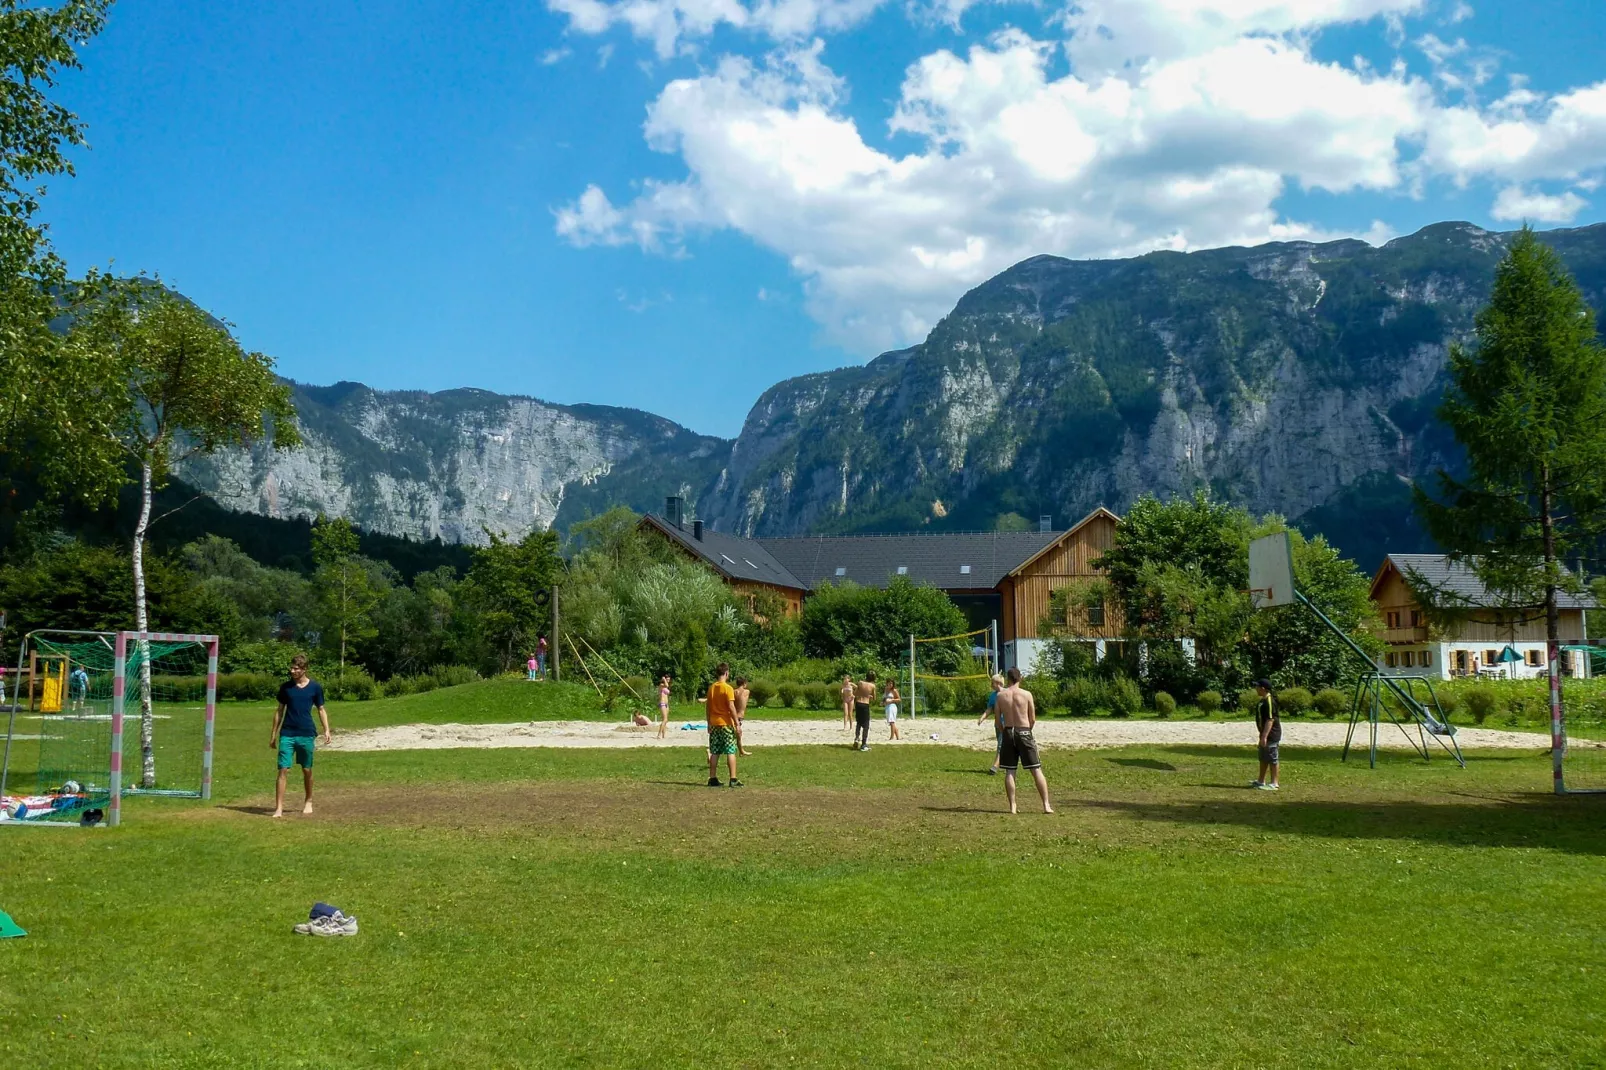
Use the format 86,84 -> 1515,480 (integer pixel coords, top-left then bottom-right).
1490,185 -> 1588,223
555,1 -> 1606,352
546,0 -> 885,59
540,47 -> 573,65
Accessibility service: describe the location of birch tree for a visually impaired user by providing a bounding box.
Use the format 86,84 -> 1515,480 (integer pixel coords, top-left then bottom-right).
73,286 -> 299,787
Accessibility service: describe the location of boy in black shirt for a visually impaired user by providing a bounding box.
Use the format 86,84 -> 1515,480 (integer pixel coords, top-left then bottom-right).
271,655 -> 330,818
1252,679 -> 1280,791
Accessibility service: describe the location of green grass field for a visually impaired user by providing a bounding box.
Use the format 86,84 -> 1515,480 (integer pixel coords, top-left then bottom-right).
3,680 -> 1605,1068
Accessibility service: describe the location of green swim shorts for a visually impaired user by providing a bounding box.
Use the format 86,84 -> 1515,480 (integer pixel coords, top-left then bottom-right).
277,735 -> 316,770
708,724 -> 738,756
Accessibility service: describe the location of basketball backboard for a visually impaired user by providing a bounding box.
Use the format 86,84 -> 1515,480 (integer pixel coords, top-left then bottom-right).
1249,531 -> 1296,609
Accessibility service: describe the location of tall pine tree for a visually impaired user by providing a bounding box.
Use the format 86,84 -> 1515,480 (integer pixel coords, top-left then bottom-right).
1416,227 -> 1606,793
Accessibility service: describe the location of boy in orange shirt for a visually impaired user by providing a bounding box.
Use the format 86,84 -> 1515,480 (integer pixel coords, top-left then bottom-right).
705,663 -> 742,787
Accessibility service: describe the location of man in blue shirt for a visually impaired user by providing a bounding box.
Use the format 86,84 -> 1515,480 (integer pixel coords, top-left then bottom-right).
271,655 -> 330,818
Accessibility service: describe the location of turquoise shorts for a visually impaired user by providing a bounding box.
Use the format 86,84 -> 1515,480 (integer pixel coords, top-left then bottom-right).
277,736 -> 316,770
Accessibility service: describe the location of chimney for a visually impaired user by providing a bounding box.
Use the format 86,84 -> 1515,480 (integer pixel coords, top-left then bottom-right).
693,520 -> 705,541
1039,514 -> 1053,533
665,496 -> 684,530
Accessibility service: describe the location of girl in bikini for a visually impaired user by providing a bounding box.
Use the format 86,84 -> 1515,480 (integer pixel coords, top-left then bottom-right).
884,680 -> 902,741
657,674 -> 671,740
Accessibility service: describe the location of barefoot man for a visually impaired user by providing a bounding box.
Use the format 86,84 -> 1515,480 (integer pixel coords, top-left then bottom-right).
996,667 -> 1052,814
271,655 -> 330,818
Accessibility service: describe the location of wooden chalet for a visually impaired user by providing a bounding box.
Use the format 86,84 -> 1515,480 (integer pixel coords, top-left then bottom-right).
640,499 -> 1125,672
1369,554 -> 1595,679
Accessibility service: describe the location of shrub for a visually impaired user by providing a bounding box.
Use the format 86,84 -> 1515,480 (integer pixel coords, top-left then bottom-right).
1153,690 -> 1176,718
776,682 -> 802,708
803,682 -> 831,710
952,677 -> 991,714
1196,690 -> 1222,714
919,679 -> 952,714
427,665 -> 478,689
1464,687 -> 1499,725
747,680 -> 777,708
1020,675 -> 1059,711
324,667 -> 378,702
1062,677 -> 1103,717
380,676 -> 418,698
1237,689 -> 1260,715
1313,688 -> 1347,719
1277,687 -> 1313,716
768,658 -> 837,684
1107,674 -> 1142,717
624,676 -> 653,703
1433,688 -> 1461,722
214,673 -> 280,702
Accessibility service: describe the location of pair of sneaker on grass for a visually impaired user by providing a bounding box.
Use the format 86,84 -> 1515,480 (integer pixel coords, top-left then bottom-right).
294,904 -> 359,937
707,777 -> 744,788
1248,780 -> 1280,791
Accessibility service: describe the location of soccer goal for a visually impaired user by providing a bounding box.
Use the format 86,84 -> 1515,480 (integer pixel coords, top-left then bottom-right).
1,630 -> 218,827
908,623 -> 997,718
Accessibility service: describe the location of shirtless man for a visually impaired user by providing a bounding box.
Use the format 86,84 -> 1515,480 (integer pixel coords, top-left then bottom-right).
853,672 -> 877,751
840,674 -> 855,732
733,676 -> 753,756
995,667 -> 1052,814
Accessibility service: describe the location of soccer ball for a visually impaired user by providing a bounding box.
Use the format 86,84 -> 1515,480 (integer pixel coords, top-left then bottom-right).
61,780 -> 83,794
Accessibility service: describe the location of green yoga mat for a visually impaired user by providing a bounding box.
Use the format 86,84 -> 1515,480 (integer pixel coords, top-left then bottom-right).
0,910 -> 26,938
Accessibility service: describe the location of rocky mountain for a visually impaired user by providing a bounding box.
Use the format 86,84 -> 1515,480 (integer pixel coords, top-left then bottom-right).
177,381 -> 730,546
698,221 -> 1606,566
177,221 -> 1606,567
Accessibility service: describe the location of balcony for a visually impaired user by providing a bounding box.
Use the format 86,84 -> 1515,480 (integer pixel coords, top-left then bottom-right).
1384,626 -> 1430,643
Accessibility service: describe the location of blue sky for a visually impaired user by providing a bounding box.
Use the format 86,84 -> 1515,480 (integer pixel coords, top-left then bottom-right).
45,0 -> 1606,438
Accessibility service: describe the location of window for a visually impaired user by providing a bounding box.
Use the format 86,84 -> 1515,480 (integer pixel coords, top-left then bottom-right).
1387,611 -> 1401,629
834,566 -> 846,577
1526,649 -> 1542,667
743,558 -> 758,570
960,565 -> 972,575
1385,652 -> 1398,667
1454,650 -> 1468,672
1410,610 -> 1422,627
1484,649 -> 1498,665
720,554 -> 737,566
1088,603 -> 1105,626
896,566 -> 908,575
1421,650 -> 1432,667
1402,651 -> 1414,668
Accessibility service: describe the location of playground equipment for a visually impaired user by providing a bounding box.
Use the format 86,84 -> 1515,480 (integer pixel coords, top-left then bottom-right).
2,630 -> 219,827
1248,532 -> 1464,768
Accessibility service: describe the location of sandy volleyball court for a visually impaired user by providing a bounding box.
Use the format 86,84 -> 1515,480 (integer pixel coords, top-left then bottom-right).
326,717 -> 1587,753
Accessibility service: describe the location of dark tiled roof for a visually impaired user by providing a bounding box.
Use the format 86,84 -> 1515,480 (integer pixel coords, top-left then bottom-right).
641,514 -> 807,590
758,530 -> 1062,590
1385,554 -> 1597,609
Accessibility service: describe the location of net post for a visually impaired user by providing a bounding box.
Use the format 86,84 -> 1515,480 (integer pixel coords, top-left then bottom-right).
909,633 -> 916,720
203,637 -> 219,801
110,631 -> 127,828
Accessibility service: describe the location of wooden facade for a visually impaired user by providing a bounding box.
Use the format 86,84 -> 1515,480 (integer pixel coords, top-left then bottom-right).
1371,561 -> 1587,645
997,508 -> 1126,643
729,579 -> 805,618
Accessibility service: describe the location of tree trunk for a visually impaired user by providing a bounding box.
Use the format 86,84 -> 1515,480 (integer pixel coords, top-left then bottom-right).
1541,468 -> 1565,794
133,459 -> 157,789
339,560 -> 349,669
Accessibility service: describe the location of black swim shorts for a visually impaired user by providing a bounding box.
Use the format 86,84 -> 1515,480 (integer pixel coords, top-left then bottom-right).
999,726 -> 1041,771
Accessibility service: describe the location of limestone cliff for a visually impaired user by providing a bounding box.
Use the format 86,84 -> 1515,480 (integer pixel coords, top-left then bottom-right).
177,382 -> 729,545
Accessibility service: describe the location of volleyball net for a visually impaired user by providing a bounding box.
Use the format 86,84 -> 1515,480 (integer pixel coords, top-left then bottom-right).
907,625 -> 997,717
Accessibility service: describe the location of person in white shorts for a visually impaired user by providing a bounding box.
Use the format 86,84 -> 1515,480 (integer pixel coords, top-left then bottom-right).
884,680 -> 901,741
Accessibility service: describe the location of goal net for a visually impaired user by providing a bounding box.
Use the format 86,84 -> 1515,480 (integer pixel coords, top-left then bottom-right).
2,631 -> 218,827
908,626 -> 996,717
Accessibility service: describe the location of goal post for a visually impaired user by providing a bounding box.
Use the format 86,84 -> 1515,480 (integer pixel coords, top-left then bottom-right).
2,629 -> 218,828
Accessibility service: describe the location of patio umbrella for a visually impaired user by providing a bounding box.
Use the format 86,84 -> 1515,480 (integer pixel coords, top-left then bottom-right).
1498,646 -> 1522,664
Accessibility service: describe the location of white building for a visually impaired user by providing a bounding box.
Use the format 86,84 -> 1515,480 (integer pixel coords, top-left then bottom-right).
1369,554 -> 1594,680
